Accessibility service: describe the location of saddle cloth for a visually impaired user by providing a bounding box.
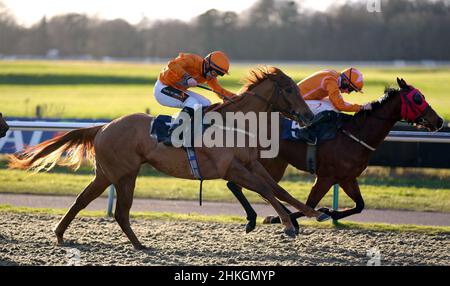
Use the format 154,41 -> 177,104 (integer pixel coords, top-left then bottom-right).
282,110 -> 345,144
150,115 -> 203,182
150,114 -> 172,143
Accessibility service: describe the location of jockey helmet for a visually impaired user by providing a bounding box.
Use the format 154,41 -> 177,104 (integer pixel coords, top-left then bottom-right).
205,51 -> 230,76
340,68 -> 364,93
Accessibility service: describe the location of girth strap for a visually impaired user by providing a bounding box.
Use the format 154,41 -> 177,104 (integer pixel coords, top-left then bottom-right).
185,147 -> 204,205
306,145 -> 317,174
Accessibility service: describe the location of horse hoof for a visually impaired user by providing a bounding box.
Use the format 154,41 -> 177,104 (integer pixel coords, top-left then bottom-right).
55,237 -> 64,246
316,212 -> 331,222
295,228 -> 300,235
284,228 -> 297,238
54,232 -> 64,246
246,220 -> 256,233
263,216 -> 275,224
133,244 -> 148,251
318,207 -> 331,215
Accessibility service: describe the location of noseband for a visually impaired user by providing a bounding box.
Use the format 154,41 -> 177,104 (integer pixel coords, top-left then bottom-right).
250,81 -> 300,120
342,87 -> 432,152
400,87 -> 430,124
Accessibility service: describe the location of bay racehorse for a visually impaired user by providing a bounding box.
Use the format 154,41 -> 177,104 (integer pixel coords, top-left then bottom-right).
226,78 -> 444,232
0,113 -> 9,138
8,67 -> 330,250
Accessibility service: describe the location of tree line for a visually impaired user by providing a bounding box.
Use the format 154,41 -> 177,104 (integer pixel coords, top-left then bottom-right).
1,0 -> 449,61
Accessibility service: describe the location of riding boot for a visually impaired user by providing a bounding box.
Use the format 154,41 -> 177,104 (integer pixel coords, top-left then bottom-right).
163,106 -> 195,147
307,111 -> 332,128
295,112 -> 334,145
296,130 -> 317,145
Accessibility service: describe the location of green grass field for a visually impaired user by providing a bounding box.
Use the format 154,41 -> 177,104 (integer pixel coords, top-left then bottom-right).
0,160 -> 449,212
1,60 -> 450,120
0,60 -> 449,214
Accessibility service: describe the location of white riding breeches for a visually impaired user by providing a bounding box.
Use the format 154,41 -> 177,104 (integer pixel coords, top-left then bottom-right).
153,80 -> 211,109
306,99 -> 338,115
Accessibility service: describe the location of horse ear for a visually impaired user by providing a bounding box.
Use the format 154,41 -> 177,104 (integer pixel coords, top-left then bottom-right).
397,78 -> 408,89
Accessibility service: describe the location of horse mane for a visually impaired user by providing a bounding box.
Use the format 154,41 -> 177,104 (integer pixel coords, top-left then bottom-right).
240,66 -> 289,93
354,86 -> 399,117
206,66 -> 288,112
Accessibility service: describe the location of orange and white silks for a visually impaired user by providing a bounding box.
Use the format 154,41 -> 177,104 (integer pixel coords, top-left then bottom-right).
159,53 -> 234,98
298,70 -> 361,113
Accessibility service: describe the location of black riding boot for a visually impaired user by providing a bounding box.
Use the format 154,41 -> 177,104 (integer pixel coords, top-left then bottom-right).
296,111 -> 336,145
163,106 -> 195,147
308,111 -> 333,127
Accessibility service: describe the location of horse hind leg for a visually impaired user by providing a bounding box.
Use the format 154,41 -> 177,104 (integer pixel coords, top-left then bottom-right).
53,169 -> 111,245
227,181 -> 258,233
263,176 -> 334,225
224,160 -> 297,238
327,179 -> 365,220
113,170 -> 146,250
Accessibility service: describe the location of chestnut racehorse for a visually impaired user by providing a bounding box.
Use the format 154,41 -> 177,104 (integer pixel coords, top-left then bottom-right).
226,78 -> 444,232
9,67 -> 330,250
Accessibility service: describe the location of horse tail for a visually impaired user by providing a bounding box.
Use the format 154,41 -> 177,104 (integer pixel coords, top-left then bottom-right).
8,125 -> 103,172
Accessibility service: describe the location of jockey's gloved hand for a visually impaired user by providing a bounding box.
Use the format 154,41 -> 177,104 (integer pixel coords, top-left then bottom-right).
181,73 -> 197,87
187,78 -> 198,87
361,103 -> 372,111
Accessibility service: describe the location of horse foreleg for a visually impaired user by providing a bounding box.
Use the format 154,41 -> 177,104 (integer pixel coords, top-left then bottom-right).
114,170 -> 146,250
251,162 -> 329,221
263,176 -> 335,224
224,160 -> 297,238
226,182 -> 258,233
328,179 -> 365,220
53,170 -> 110,245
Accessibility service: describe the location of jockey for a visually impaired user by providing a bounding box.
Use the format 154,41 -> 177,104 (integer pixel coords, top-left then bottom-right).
154,51 -> 235,146
295,68 -> 371,144
298,68 -> 371,126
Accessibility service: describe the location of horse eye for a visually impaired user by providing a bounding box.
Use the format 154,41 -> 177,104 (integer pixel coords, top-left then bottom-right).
413,93 -> 423,105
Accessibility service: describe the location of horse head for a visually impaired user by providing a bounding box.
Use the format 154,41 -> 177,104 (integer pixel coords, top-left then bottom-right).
362,78 -> 444,132
396,78 -> 444,131
241,66 -> 314,124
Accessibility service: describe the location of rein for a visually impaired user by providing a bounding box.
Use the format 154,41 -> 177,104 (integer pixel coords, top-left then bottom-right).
341,129 -> 376,151
250,81 -> 300,120
341,87 -> 429,152
340,90 -> 400,152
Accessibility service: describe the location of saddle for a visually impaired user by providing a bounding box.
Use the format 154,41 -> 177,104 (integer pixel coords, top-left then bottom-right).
150,112 -> 206,205
281,111 -> 352,174
282,111 -> 351,144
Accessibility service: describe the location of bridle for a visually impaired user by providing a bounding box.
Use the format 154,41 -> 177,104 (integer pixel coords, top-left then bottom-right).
342,87 -> 431,152
250,80 -> 306,122
400,87 -> 430,125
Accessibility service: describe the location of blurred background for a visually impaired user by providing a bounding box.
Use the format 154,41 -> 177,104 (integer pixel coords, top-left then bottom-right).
0,0 -> 449,222
1,0 -> 449,61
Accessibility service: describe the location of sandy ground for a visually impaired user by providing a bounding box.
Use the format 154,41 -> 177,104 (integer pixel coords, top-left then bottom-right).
0,212 -> 449,266
2,193 -> 449,226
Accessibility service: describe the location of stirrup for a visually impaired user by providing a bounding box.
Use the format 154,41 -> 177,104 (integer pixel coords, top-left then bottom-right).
162,136 -> 174,147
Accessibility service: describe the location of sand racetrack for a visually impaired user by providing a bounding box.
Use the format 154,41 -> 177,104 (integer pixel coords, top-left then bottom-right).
0,212 -> 449,266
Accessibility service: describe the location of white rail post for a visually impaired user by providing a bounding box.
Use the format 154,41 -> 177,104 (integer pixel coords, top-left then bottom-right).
107,185 -> 115,217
